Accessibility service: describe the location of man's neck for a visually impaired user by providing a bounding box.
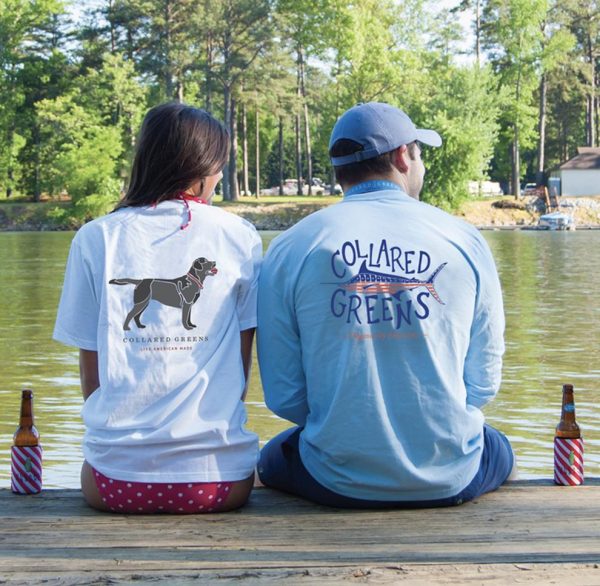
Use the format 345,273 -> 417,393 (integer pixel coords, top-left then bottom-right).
342,171 -> 417,200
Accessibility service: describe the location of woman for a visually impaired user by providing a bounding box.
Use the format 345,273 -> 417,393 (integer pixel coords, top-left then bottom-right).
54,102 -> 261,513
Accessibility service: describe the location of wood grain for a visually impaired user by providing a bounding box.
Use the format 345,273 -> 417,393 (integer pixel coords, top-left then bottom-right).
1,481 -> 599,583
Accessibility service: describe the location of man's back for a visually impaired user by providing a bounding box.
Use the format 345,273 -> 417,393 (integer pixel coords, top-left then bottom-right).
258,187 -> 505,501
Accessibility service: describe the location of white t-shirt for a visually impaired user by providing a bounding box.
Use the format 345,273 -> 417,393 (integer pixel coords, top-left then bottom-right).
54,200 -> 261,482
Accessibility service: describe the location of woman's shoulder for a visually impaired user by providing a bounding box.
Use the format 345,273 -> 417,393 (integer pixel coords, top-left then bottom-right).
202,204 -> 260,240
73,212 -> 114,242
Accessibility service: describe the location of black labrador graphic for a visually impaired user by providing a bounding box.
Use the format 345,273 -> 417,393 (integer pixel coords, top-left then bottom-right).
109,257 -> 218,330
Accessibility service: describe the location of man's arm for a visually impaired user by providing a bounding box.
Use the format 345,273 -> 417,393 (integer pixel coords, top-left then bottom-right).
257,243 -> 309,426
79,349 -> 100,401
463,238 -> 505,408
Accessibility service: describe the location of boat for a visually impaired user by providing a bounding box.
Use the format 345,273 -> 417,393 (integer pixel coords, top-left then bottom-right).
538,211 -> 576,231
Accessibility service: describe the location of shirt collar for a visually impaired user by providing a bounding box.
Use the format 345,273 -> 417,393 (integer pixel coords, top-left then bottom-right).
344,180 -> 405,197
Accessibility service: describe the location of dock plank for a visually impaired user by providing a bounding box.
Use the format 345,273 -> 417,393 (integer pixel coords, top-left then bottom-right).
1,480 -> 599,583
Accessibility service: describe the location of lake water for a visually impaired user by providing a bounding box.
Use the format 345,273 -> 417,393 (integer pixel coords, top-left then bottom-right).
0,230 -> 599,488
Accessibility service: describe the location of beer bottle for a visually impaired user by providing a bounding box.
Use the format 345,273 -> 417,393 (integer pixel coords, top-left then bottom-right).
554,384 -> 583,486
11,389 -> 43,494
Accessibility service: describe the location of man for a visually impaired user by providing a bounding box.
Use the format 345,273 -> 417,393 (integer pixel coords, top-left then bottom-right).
257,102 -> 515,508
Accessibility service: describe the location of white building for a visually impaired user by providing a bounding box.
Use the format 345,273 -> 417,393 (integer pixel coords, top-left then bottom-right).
553,147 -> 600,196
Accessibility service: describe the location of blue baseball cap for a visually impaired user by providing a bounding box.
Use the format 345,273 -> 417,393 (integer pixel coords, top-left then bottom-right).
329,102 -> 442,166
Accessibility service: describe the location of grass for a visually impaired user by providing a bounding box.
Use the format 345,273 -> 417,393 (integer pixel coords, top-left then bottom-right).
0,194 -> 343,206
0,194 -> 342,231
0,194 -> 33,203
214,194 -> 342,206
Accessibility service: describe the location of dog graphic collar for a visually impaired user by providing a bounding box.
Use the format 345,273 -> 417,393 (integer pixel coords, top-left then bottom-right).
186,272 -> 203,289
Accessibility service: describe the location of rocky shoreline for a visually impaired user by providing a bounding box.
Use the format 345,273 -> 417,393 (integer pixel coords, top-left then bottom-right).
1,196 -> 599,232
455,195 -> 600,230
223,196 -> 600,231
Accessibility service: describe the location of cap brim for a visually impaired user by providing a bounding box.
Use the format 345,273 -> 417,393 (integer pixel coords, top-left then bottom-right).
416,129 -> 442,147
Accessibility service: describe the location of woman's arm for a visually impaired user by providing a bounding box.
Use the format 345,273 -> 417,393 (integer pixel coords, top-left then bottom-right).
240,328 -> 255,401
79,349 -> 100,401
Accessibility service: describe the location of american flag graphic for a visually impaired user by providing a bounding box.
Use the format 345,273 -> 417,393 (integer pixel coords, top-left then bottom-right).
337,261 -> 447,305
343,281 -> 441,299
554,437 -> 584,486
11,445 -> 43,494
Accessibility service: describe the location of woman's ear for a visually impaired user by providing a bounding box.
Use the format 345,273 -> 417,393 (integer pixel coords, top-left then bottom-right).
392,145 -> 410,174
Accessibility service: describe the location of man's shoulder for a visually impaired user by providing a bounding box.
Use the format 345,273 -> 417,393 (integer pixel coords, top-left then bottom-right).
416,198 -> 476,228
414,199 -> 489,246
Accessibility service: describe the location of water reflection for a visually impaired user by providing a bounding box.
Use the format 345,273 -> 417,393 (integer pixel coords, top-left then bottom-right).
484,231 -> 600,479
0,230 -> 598,487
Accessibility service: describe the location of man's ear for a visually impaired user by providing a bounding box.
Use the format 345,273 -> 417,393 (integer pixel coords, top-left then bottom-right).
391,145 -> 410,174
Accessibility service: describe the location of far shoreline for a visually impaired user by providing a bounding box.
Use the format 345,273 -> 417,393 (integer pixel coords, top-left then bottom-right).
1,195 -> 599,233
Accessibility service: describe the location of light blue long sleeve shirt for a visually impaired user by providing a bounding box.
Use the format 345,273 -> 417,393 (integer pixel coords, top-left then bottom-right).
257,186 -> 505,501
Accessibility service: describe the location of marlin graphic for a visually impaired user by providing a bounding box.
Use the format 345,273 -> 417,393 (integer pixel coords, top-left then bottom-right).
338,260 -> 447,304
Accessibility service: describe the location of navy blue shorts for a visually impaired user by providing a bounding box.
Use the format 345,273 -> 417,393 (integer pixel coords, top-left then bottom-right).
258,424 -> 514,509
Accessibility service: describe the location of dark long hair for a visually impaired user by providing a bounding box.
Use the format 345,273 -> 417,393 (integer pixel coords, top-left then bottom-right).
115,102 -> 229,210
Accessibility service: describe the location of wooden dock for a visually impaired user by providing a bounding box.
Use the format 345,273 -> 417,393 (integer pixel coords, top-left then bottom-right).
2,480 -> 600,584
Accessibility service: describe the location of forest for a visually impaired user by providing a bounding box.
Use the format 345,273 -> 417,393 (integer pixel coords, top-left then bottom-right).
0,0 -> 598,222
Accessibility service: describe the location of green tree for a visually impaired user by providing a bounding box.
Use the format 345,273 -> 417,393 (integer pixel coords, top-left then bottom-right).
560,0 -> 600,147
0,0 -> 68,198
82,53 -> 147,170
535,8 -> 575,183
205,0 -> 273,201
451,0 -> 485,64
34,54 -> 145,222
333,0 -> 403,106
275,0 -> 343,194
36,94 -> 122,202
482,0 -> 547,198
237,38 -> 297,196
422,65 -> 501,209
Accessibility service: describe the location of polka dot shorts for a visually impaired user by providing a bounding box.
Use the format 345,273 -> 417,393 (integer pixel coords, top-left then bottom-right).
92,468 -> 233,514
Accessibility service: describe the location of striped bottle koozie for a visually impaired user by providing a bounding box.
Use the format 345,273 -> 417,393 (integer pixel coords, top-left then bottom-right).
11,445 -> 43,494
554,438 -> 584,486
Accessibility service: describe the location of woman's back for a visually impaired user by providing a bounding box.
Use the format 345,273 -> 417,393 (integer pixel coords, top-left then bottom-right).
55,200 -> 261,483
53,102 -> 260,512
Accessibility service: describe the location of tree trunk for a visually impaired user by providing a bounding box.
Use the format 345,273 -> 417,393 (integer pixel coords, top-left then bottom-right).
205,33 -> 213,113
475,0 -> 481,66
303,103 -> 312,195
229,96 -> 239,201
586,34 -> 596,147
587,95 -> 596,148
126,28 -> 134,62
6,127 -> 14,197
34,125 -> 41,202
512,125 -> 521,199
222,85 -> 231,200
512,66 -> 522,199
594,91 -> 600,144
6,168 -> 13,198
255,101 -> 260,199
560,114 -> 568,162
295,112 -> 302,195
586,95 -> 593,147
278,115 -> 284,196
298,46 -> 312,195
164,0 -> 174,99
108,0 -> 116,53
241,101 -> 249,196
536,72 -> 547,186
295,52 -> 303,196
